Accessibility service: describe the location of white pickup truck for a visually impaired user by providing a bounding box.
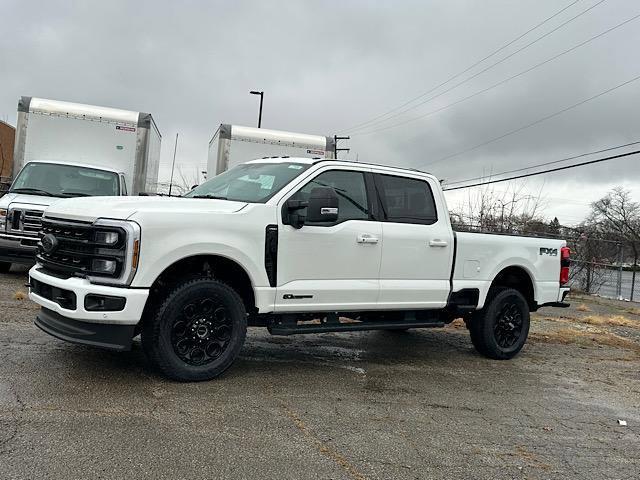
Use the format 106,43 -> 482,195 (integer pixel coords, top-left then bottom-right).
28,158 -> 570,381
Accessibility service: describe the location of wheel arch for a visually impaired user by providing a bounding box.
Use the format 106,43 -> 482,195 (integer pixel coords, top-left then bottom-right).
488,265 -> 536,310
140,254 -> 257,326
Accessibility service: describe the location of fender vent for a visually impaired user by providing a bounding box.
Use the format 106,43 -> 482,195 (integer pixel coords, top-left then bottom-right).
264,224 -> 278,287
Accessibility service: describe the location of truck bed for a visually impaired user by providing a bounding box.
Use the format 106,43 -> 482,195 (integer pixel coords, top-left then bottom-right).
453,231 -> 566,308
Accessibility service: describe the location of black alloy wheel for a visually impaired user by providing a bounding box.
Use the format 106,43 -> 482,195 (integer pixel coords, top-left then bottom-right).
469,288 -> 530,360
493,302 -> 524,349
142,278 -> 247,381
171,299 -> 234,366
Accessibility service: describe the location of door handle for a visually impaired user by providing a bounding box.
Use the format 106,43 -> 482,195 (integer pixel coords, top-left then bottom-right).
429,239 -> 448,247
357,234 -> 379,244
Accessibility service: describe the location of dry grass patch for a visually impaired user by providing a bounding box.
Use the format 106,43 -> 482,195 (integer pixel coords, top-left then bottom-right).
530,327 -> 640,354
624,307 -> 640,317
576,304 -> 591,312
13,290 -> 27,301
581,314 -> 638,328
449,318 -> 466,329
538,313 -> 639,329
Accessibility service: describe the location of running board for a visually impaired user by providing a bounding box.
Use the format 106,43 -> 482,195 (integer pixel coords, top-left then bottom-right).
268,319 -> 445,336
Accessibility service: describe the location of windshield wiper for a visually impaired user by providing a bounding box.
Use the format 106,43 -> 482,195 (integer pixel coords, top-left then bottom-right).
9,187 -> 57,197
61,192 -> 91,197
191,195 -> 228,200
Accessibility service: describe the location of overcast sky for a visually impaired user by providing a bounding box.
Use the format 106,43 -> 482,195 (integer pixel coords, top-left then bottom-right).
2,0 -> 639,225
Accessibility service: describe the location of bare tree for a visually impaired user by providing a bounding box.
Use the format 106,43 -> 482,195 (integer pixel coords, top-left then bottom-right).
156,166 -> 202,196
584,187 -> 640,297
450,181 -> 548,235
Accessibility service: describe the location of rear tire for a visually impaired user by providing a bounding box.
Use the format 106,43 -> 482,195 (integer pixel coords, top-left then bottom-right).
0,262 -> 11,274
142,278 -> 247,381
469,288 -> 530,360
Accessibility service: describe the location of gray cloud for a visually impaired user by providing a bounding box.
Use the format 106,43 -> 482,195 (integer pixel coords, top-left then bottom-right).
1,0 -> 639,224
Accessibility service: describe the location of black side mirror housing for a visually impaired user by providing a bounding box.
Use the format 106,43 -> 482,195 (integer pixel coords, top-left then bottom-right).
306,187 -> 339,223
284,187 -> 339,228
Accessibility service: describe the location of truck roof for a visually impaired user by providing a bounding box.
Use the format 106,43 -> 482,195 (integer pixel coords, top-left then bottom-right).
245,157 -> 435,179
18,96 -> 158,130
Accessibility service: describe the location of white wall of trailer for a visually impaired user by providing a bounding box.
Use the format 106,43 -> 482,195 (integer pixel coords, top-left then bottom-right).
13,97 -> 161,195
207,124 -> 334,177
141,119 -> 162,194
19,113 -> 139,180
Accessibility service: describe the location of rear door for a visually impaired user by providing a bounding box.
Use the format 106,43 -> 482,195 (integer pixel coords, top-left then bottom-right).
373,172 -> 454,309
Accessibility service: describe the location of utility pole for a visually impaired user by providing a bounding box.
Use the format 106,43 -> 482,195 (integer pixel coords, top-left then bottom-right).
334,135 -> 350,159
249,91 -> 264,128
168,133 -> 179,196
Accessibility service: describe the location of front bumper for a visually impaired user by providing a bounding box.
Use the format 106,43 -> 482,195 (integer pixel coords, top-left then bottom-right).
28,266 -> 149,325
35,308 -> 136,351
0,233 -> 39,265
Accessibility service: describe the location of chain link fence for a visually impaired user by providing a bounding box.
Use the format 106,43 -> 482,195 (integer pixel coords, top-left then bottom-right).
569,259 -> 640,301
565,235 -> 640,301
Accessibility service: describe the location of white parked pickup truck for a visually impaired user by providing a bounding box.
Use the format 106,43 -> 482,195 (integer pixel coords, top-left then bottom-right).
28,158 -> 570,381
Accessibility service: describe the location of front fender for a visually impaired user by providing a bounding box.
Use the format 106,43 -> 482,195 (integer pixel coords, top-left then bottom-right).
131,241 -> 267,288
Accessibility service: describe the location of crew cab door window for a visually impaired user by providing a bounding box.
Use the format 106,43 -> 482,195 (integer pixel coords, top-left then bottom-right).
289,170 -> 369,223
374,174 -> 437,224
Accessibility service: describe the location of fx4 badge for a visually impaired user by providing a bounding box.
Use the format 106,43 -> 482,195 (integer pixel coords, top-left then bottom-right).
540,247 -> 558,256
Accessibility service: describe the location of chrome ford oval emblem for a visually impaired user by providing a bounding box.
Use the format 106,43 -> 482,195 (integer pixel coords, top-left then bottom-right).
41,234 -> 59,254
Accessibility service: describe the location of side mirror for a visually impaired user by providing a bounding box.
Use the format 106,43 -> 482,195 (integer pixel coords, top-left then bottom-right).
306,187 -> 339,223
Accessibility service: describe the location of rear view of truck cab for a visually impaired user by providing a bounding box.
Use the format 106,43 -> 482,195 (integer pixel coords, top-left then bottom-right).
0,96 -> 161,273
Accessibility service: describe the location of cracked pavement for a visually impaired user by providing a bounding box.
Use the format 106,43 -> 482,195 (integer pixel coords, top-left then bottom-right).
1,266 -> 639,479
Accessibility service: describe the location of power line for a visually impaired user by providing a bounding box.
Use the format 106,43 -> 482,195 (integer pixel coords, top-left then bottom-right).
350,12 -> 640,137
342,0 -> 604,134
339,0 -> 584,134
445,140 -> 640,186
443,149 -> 640,191
334,135 -> 351,159
426,73 -> 640,167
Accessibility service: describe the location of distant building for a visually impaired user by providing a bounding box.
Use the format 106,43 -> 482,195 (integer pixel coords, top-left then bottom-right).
0,120 -> 15,180
0,120 -> 15,192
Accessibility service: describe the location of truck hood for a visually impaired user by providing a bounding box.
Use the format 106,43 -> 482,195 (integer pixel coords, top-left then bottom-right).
42,196 -> 249,222
0,192 -> 60,209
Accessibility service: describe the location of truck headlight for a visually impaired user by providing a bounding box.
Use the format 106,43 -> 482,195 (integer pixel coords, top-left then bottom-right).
91,259 -> 117,275
87,219 -> 141,286
0,209 -> 6,230
94,230 -> 120,245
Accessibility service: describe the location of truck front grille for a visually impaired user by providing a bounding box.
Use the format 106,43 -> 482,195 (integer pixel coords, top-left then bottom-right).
8,208 -> 44,237
37,218 -> 127,279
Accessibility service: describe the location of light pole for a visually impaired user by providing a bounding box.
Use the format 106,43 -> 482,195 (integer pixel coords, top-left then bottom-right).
249,90 -> 264,128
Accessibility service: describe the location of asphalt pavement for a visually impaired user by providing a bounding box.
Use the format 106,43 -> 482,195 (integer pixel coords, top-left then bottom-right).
1,266 -> 638,479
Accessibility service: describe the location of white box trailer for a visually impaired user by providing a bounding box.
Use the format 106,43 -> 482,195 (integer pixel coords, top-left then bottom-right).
0,97 -> 162,270
207,124 -> 335,177
13,96 -> 161,194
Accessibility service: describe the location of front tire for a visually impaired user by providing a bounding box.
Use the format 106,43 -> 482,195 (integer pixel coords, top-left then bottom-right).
142,278 -> 247,381
0,262 -> 11,274
469,288 -> 530,360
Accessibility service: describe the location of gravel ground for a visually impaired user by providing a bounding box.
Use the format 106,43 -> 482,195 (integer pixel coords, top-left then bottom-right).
1,265 -> 639,479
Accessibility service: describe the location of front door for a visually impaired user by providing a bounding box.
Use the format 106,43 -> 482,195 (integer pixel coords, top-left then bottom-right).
275,167 -> 382,312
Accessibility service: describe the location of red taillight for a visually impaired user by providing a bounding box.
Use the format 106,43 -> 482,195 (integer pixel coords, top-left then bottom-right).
560,246 -> 570,285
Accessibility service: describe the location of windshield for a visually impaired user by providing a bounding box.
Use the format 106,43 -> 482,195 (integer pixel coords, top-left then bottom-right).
185,162 -> 311,202
10,162 -> 120,198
